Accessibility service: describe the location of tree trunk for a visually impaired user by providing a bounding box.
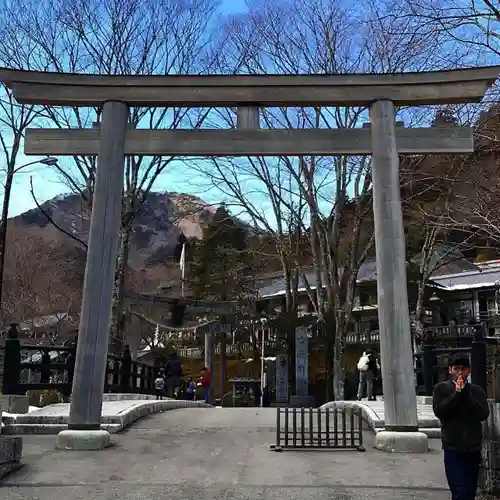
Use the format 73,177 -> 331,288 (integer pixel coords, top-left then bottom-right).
251,325 -> 259,360
332,307 -> 349,401
285,321 -> 296,394
322,310 -> 338,402
219,335 -> 227,401
110,223 -> 132,352
332,334 -> 345,401
414,280 -> 426,340
0,171 -> 14,324
124,311 -> 141,360
324,331 -> 334,401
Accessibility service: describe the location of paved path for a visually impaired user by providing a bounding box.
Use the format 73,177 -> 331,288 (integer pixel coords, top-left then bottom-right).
1,408 -> 450,499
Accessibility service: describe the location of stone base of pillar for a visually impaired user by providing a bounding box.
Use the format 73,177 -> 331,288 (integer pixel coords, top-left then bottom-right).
56,429 -> 111,451
375,430 -> 429,453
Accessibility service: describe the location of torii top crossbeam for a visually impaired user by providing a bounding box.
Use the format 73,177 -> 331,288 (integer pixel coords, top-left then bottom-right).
0,66 -> 498,107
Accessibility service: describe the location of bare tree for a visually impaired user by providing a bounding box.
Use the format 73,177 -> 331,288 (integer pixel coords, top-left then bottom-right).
375,0 -> 500,60
196,0 -> 449,399
192,151 -> 308,318
400,105 -> 500,337
0,0 -> 224,345
443,105 -> 500,246
3,226 -> 80,324
0,63 -> 43,322
402,156 -> 472,336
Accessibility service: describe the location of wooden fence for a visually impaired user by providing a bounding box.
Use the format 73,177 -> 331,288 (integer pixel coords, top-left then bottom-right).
2,326 -> 161,397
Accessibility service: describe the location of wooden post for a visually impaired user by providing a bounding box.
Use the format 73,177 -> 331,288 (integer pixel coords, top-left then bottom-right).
68,101 -> 129,431
1,324 -> 21,395
471,323 -> 488,392
237,107 -> 260,129
204,328 -> 212,370
422,343 -> 435,397
370,100 -> 419,432
204,325 -> 215,404
219,323 -> 228,404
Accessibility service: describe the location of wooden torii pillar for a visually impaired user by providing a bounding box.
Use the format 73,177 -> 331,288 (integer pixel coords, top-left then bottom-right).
1,66 -> 498,452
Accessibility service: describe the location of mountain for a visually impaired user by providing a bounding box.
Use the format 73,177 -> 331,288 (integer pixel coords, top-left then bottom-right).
4,191 -> 262,325
10,191 -> 218,271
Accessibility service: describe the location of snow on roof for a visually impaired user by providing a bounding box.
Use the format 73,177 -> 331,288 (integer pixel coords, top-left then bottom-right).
431,267 -> 500,291
258,258 -> 500,298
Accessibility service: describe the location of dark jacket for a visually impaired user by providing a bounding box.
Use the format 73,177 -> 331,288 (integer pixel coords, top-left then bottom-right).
433,380 -> 489,452
165,355 -> 183,379
366,353 -> 378,378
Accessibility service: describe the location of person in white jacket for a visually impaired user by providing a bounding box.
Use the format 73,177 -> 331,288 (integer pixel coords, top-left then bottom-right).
356,350 -> 378,401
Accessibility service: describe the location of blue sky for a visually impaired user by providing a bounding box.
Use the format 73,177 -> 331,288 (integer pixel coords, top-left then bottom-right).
6,0 -> 249,218
8,154 -> 228,217
4,0 -> 498,220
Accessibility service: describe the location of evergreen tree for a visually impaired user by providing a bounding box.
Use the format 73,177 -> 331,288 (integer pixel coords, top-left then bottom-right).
431,109 -> 459,127
187,204 -> 256,301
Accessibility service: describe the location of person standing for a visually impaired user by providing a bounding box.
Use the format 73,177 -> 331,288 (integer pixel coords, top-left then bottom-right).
433,354 -> 490,500
164,350 -> 183,398
356,349 -> 378,401
186,378 -> 197,401
200,366 -> 211,403
154,370 -> 166,400
253,382 -> 262,407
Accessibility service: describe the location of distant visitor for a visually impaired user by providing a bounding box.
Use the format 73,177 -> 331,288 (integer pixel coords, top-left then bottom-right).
164,350 -> 183,398
199,366 -> 211,403
154,370 -> 166,400
356,350 -> 378,401
186,378 -> 197,400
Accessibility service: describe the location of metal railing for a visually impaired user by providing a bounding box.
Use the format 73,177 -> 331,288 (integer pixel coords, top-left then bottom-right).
270,406 -> 365,452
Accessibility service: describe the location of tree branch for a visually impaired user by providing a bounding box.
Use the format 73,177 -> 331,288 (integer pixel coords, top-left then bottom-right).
29,176 -> 88,250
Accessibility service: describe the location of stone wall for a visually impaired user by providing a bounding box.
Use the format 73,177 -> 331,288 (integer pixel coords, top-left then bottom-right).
0,329 -> 4,384
480,402 -> 500,495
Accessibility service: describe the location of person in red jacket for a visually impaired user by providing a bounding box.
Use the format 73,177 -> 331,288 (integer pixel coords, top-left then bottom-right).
200,366 -> 211,403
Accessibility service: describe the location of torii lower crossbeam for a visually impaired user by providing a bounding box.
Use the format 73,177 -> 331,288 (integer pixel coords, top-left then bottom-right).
25,127 -> 473,156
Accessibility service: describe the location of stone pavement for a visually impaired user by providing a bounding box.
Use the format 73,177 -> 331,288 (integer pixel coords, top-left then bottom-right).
0,407 -> 450,499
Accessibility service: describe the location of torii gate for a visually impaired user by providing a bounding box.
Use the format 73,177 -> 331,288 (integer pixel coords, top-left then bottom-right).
1,66 -> 498,452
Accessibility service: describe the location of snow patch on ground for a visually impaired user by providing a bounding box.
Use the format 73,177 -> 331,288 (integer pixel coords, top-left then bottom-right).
1,405 -> 42,427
